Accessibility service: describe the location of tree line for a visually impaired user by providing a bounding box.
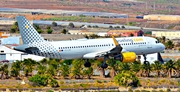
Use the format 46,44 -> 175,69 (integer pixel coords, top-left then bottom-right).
1,58 -> 180,87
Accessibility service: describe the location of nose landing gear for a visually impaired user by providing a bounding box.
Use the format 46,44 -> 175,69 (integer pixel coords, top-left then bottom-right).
143,54 -> 150,65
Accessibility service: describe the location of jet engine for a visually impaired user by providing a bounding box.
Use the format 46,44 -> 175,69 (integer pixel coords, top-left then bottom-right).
114,52 -> 136,63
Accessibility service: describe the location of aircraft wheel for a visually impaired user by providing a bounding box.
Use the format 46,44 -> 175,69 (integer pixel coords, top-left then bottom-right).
84,61 -> 91,67
144,61 -> 150,65
101,63 -> 108,69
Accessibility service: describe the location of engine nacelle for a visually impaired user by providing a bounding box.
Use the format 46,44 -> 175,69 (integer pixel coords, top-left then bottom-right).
114,52 -> 136,63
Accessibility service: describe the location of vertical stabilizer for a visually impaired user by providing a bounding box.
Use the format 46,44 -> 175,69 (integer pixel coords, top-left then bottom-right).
16,16 -> 44,44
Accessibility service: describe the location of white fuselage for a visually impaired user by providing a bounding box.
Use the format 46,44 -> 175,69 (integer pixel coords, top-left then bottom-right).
15,16 -> 165,60
49,36 -> 165,59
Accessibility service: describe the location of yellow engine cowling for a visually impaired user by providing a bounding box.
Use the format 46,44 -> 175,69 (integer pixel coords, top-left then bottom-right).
121,52 -> 136,63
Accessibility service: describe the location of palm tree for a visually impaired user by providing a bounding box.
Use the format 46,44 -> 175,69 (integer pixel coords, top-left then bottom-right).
162,36 -> 166,44
175,59 -> 180,77
107,58 -> 120,78
40,58 -> 49,66
46,65 -> 57,77
92,59 -> 106,78
37,64 -> 46,75
165,40 -> 174,49
59,63 -> 70,79
118,62 -> 131,72
10,60 -> 22,79
22,59 -> 37,77
141,62 -> 151,77
10,22 -> 19,33
130,61 -> 141,76
151,61 -> 163,77
164,60 -> 176,78
47,59 -> 60,78
0,64 -> 9,79
83,67 -> 93,79
71,59 -> 83,79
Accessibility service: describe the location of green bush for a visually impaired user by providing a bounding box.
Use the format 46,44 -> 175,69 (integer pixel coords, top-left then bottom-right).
166,88 -> 171,92
128,87 -> 133,92
114,71 -> 141,87
134,90 -> 140,92
109,26 -> 113,28
29,74 -> 48,86
52,21 -> 57,27
46,29 -> 53,34
37,29 -> 44,34
10,27 -> 16,33
49,79 -> 59,87
48,90 -> 54,92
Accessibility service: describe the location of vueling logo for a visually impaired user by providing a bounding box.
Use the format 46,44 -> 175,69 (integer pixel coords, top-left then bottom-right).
117,38 -> 143,43
133,38 -> 143,42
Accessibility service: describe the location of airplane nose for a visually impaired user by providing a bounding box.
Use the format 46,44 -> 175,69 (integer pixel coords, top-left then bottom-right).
160,43 -> 165,50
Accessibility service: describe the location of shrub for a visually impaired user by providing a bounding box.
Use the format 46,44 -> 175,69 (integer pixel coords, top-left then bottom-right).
134,90 -> 140,92
166,88 -> 171,92
114,71 -> 141,87
29,74 -> 48,86
128,87 -> 133,92
52,21 -> 57,27
46,29 -> 53,34
109,25 -> 113,28
37,29 -> 44,34
49,79 -> 59,87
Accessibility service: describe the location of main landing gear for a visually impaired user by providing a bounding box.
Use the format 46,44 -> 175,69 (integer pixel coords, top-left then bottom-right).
100,56 -> 108,69
143,54 -> 150,65
84,56 -> 109,69
84,60 -> 91,67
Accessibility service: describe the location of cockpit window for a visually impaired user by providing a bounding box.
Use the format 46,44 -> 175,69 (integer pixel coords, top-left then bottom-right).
155,41 -> 159,43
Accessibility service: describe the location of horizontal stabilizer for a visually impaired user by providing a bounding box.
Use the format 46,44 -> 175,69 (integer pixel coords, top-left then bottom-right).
14,44 -> 38,54
25,47 -> 39,51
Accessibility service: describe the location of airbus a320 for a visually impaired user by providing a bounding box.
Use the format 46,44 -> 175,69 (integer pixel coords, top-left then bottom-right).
14,16 -> 165,68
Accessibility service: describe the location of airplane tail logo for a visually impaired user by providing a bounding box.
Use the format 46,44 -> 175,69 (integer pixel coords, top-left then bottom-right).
16,16 -> 44,44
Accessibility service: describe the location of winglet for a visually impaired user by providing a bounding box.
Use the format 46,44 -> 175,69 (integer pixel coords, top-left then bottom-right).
112,35 -> 119,46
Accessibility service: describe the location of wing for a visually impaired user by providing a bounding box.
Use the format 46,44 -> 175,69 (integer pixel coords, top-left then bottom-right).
83,48 -> 127,59
102,35 -> 123,57
83,36 -> 124,58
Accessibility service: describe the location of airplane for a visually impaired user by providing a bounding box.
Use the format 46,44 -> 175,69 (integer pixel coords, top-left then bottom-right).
13,16 -> 165,69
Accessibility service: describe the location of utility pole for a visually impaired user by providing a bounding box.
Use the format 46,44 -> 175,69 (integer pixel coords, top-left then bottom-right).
127,14 -> 129,29
146,2 -> 147,10
154,2 -> 156,11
